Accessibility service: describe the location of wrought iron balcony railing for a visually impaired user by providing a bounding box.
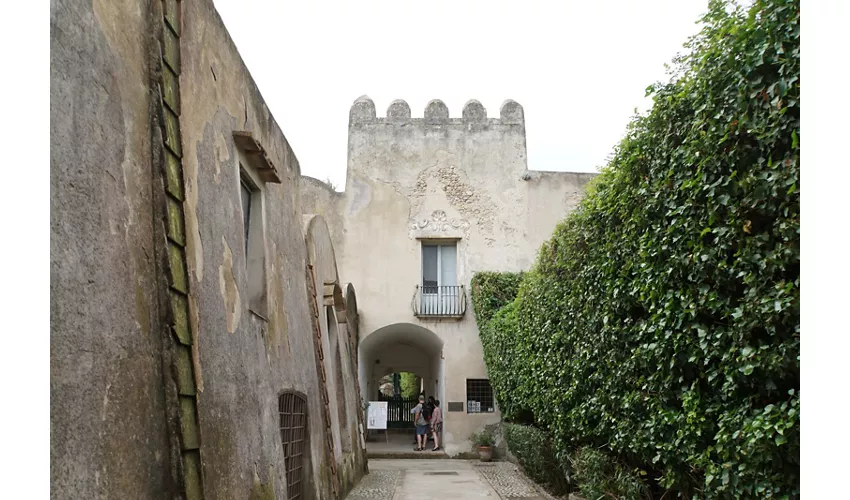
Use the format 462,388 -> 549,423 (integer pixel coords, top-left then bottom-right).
412,285 -> 467,318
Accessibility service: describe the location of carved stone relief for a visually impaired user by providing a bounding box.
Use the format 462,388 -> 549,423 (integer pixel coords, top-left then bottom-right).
410,210 -> 470,233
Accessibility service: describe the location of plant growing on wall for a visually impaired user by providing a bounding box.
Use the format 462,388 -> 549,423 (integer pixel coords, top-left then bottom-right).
472,0 -> 799,497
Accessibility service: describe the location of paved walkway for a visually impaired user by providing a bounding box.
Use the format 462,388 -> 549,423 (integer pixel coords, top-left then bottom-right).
346,459 -> 553,500
366,432 -> 446,459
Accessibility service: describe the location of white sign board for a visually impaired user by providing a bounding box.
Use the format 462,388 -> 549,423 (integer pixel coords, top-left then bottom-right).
367,401 -> 388,430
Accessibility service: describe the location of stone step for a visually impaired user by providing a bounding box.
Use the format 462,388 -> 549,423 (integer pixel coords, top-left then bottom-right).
367,450 -> 448,459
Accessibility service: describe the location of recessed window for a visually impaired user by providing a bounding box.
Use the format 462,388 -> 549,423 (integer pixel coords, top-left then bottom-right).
466,379 -> 495,414
238,162 -> 267,319
239,172 -> 254,255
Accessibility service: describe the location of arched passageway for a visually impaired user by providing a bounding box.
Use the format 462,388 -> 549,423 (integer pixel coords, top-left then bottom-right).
359,323 -> 444,406
358,323 -> 445,453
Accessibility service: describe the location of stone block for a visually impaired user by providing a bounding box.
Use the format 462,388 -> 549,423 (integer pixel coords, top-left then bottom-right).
164,0 -> 180,36
162,65 -> 180,114
164,108 -> 182,157
173,344 -> 196,396
168,243 -> 188,293
166,196 -> 186,246
179,396 -> 200,450
183,450 -> 203,500
164,151 -> 184,200
170,291 -> 192,345
162,24 -> 180,74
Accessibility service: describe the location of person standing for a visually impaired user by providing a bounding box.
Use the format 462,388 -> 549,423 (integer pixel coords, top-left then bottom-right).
422,396 -> 435,446
412,395 -> 429,451
429,400 -> 443,452
412,395 -> 435,446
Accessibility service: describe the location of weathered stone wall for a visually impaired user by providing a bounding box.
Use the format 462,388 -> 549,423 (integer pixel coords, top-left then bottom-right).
177,1 -> 317,496
302,97 -> 596,456
51,1 -> 367,498
50,0 -> 170,497
300,176 -> 346,248
303,215 -> 369,497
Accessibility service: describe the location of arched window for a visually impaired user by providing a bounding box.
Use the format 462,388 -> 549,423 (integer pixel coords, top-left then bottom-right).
279,392 -> 308,500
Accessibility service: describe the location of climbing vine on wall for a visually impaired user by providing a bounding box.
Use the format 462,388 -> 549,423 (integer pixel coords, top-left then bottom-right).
473,0 -> 799,497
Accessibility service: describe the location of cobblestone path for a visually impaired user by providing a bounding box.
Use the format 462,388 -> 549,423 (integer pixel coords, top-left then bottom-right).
345,460 -> 554,500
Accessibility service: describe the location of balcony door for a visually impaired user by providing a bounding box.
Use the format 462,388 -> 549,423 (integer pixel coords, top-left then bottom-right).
421,242 -> 458,315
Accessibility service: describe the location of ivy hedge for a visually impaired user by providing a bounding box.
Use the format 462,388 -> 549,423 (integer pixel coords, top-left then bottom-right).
502,424 -> 570,495
472,0 -> 799,498
470,271 -> 525,324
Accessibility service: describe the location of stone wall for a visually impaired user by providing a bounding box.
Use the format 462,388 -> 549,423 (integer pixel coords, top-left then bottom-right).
50,0 -> 169,497
302,97 -> 596,456
50,1 -> 367,498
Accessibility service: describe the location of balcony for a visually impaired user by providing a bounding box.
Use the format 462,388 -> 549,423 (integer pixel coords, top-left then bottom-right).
412,285 -> 467,318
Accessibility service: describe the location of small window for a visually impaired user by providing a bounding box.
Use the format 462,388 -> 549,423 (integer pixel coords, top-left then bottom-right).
466,379 -> 495,413
238,163 -> 267,318
239,173 -> 253,255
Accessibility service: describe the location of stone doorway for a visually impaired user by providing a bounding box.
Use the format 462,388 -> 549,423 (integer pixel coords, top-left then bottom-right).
358,323 -> 445,458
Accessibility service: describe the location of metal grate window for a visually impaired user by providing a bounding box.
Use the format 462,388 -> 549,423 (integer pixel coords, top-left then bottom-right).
279,392 -> 308,500
466,379 -> 495,413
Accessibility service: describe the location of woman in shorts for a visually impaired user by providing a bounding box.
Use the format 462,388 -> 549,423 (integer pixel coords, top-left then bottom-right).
429,400 -> 443,452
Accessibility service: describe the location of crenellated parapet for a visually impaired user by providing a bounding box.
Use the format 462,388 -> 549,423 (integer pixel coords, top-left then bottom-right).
348,96 -> 525,128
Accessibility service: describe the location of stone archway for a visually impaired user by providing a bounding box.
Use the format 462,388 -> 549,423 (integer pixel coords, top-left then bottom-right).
359,323 -> 445,430
303,214 -> 367,491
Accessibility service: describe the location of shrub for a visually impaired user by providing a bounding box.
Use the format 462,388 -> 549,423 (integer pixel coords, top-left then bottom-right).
479,302 -> 533,422
503,423 -> 570,495
470,271 -> 524,324
571,447 -> 648,500
470,429 -> 495,447
472,272 -> 534,423
473,0 -> 799,497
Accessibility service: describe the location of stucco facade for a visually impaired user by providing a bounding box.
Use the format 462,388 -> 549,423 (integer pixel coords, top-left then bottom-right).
301,97 -> 596,457
50,1 -> 366,499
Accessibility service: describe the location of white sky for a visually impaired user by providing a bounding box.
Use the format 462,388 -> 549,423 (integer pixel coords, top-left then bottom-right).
213,0 -> 709,188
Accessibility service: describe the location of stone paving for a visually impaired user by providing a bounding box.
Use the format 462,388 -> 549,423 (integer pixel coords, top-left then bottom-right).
473,462 -> 556,500
345,459 -> 555,500
345,469 -> 403,500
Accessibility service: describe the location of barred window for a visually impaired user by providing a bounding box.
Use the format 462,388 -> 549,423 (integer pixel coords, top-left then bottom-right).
466,379 -> 495,413
279,392 -> 308,500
